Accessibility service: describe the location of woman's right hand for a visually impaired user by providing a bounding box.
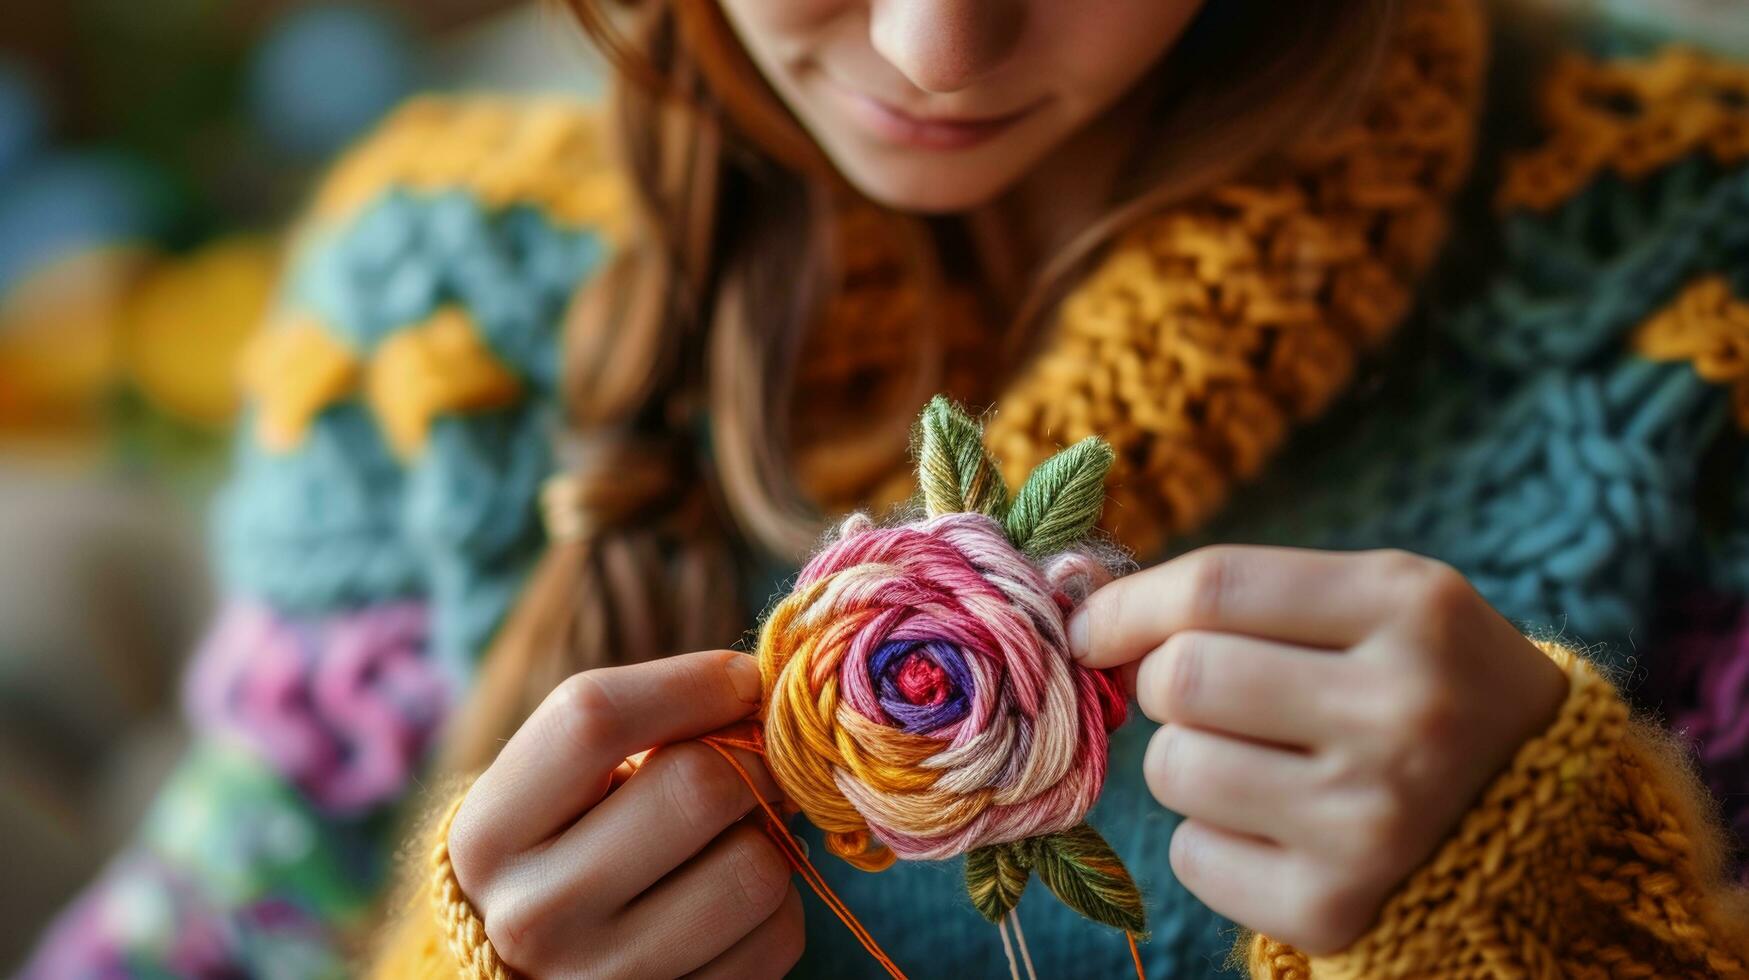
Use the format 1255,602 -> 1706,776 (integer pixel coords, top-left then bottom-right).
447,650 -> 803,979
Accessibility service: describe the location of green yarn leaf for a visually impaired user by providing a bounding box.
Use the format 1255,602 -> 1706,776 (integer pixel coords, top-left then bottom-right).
963,825 -> 1145,935
1028,824 -> 1147,936
916,395 -> 1009,520
1003,437 -> 1115,558
965,843 -> 1030,923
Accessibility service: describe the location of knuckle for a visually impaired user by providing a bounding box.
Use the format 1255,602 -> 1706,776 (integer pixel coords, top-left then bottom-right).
1145,726 -> 1190,809
1347,789 -> 1416,868
1311,744 -> 1369,797
1167,821 -> 1206,886
1158,633 -> 1205,716
1358,674 -> 1466,799
1401,556 -> 1473,627
661,743 -> 750,836
1368,548 -> 1426,583
446,796 -> 496,896
726,831 -> 792,919
1083,580 -> 1126,654
1184,548 -> 1235,624
1291,874 -> 1378,957
1389,677 -> 1464,751
549,670 -> 623,754
481,890 -> 554,973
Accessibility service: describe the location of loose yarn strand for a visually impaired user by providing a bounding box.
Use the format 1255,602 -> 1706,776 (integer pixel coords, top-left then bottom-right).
698,734 -> 908,980
1008,909 -> 1039,980
997,917 -> 1021,980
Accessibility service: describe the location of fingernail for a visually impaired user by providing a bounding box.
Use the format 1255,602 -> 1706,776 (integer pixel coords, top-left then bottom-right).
1068,611 -> 1091,660
726,653 -> 763,705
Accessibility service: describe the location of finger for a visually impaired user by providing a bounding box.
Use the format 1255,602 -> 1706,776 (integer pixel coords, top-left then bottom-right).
1145,724 -> 1317,843
457,650 -> 763,860
684,883 -> 806,979
616,822 -> 797,976
1169,819 -> 1314,946
1130,630 -> 1348,746
1070,546 -> 1404,668
507,738 -> 784,911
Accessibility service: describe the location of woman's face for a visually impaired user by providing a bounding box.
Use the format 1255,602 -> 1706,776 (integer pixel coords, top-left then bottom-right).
716,0 -> 1206,213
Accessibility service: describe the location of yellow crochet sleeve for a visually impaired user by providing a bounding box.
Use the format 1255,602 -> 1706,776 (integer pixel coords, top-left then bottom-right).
364,788 -> 497,980
1248,644 -> 1749,979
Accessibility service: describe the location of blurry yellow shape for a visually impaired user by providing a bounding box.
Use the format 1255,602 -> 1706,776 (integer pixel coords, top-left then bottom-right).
309,97 -> 627,237
125,236 -> 280,429
0,247 -> 153,453
242,315 -> 362,452
1634,275 -> 1749,428
368,306 -> 522,458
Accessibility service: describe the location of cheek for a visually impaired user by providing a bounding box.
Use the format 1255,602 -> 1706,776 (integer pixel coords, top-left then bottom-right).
716,0 -> 848,40
1032,0 -> 1206,111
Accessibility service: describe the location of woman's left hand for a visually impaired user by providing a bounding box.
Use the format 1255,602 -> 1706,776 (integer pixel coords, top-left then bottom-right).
1068,546 -> 1568,955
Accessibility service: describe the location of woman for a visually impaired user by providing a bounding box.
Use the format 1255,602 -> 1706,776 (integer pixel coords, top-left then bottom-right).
26,0 -> 1749,977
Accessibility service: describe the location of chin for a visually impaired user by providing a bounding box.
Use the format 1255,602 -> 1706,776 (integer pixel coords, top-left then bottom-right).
826,149 -> 1024,215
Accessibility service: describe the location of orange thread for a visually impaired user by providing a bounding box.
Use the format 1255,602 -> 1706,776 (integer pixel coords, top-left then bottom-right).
703,731 -> 1149,979
699,732 -> 909,980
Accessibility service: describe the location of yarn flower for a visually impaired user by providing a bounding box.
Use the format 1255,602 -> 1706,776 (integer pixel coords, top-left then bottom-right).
758,397 -> 1145,934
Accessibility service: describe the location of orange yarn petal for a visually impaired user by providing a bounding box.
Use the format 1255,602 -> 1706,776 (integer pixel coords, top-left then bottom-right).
827,830 -> 897,872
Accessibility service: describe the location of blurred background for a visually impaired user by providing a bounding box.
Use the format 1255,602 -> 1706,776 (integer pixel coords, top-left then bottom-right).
1,0 -> 1747,974
0,1 -> 603,969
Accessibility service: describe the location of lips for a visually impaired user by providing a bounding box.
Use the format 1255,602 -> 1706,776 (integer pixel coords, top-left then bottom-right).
823,77 -> 1041,151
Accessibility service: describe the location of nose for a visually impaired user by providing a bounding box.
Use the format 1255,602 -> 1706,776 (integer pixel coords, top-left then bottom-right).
868,0 -> 1022,95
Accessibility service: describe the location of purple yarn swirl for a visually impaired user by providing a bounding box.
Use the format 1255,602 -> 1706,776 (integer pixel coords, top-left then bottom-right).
869,639 -> 974,733
185,600 -> 447,815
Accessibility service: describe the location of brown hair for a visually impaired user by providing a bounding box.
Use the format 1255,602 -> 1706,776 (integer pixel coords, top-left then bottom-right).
440,0 -> 1398,774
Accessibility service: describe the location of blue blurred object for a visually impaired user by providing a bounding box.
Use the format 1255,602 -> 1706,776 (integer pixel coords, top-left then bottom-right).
247,4 -> 419,160
0,151 -> 173,295
0,57 -> 47,187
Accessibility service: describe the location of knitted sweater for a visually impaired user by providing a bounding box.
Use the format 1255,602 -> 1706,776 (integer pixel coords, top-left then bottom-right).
24,6 -> 1749,979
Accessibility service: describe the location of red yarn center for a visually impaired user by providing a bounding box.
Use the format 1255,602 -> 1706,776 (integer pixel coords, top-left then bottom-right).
894,652 -> 951,705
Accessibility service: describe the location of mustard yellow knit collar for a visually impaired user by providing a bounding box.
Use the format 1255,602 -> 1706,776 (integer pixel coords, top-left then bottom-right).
796,0 -> 1489,557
